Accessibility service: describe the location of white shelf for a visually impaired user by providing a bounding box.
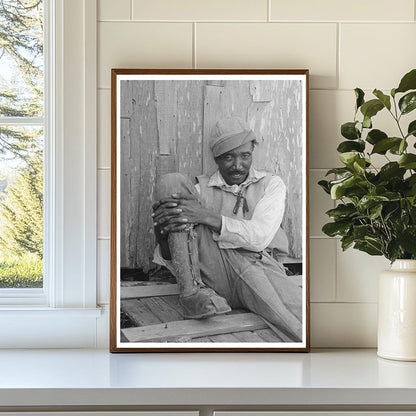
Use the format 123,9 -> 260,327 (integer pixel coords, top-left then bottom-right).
0,349 -> 415,409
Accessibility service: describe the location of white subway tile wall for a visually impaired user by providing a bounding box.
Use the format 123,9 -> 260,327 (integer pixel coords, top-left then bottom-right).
340,24 -> 416,90
98,22 -> 193,88
196,23 -> 338,89
97,239 -> 110,305
270,0 -> 414,22
98,90 -> 111,168
96,0 -> 416,347
97,169 -> 111,239
99,0 -> 131,21
132,0 -> 268,21
310,239 -> 337,302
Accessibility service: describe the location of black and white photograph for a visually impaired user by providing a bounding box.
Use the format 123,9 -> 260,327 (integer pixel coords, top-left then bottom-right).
110,69 -> 309,352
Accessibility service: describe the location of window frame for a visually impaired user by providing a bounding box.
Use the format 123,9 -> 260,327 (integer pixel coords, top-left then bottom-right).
0,0 -> 100,348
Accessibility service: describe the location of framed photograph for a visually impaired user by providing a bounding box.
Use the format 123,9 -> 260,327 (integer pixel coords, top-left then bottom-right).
110,69 -> 310,352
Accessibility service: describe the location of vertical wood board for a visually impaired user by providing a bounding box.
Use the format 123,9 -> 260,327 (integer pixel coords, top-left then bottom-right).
202,84 -> 226,176
155,81 -> 178,155
120,118 -> 131,268
120,80 -> 133,118
176,80 -> 204,179
250,80 -> 303,258
130,80 -> 158,271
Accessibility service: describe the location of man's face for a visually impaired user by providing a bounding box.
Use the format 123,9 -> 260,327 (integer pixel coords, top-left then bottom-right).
215,141 -> 253,185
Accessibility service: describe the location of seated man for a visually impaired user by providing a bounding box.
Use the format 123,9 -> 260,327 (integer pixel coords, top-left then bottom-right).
152,116 -> 302,341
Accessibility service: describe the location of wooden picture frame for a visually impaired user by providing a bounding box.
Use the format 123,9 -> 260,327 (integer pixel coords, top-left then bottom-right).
110,69 -> 310,352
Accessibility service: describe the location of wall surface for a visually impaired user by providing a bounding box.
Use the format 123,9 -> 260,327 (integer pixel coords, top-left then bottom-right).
96,0 -> 416,347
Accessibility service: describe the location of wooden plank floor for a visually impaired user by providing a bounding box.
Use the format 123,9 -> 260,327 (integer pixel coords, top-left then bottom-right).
120,281 -> 285,343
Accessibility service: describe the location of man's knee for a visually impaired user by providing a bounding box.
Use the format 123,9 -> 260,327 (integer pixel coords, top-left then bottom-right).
155,173 -> 195,200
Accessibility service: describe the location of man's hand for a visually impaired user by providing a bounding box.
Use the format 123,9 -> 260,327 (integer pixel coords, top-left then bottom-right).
152,196 -> 190,239
152,193 -> 222,235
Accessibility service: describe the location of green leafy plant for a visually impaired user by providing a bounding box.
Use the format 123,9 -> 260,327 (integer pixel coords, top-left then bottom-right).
319,69 -> 416,262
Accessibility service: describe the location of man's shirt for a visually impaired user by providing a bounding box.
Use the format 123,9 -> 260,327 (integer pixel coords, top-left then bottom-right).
153,168 -> 286,266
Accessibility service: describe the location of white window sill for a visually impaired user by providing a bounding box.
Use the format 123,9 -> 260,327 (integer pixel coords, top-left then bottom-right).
0,307 -> 102,316
0,349 -> 415,410
0,307 -> 104,348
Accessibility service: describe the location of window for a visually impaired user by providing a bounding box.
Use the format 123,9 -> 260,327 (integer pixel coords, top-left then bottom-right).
0,0 -> 44,287
0,0 -> 100,348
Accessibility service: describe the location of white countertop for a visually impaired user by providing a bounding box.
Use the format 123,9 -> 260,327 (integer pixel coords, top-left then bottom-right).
0,349 -> 416,408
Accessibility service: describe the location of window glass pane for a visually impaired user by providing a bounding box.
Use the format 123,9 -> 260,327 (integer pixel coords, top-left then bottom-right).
0,0 -> 44,117
0,0 -> 44,291
0,126 -> 43,288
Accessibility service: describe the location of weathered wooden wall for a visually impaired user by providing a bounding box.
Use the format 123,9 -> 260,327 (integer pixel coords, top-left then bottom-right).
120,80 -> 303,271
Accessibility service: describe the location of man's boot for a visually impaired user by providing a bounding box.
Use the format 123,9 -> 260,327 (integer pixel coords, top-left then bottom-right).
168,225 -> 231,319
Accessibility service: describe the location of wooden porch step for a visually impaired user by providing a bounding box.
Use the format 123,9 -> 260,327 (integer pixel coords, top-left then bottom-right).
122,312 -> 268,343
121,283 -> 180,300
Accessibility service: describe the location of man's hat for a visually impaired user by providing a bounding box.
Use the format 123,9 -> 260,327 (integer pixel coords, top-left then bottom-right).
210,116 -> 258,158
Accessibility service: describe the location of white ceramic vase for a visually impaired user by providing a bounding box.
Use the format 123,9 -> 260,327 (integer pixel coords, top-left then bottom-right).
378,259 -> 416,361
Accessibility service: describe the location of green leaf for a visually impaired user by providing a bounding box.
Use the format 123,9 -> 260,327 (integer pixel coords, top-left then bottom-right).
389,139 -> 408,155
371,137 -> 402,154
325,167 -> 351,176
363,116 -> 372,129
386,240 -> 402,263
339,152 -> 360,167
407,120 -> 416,137
357,195 -> 389,211
330,175 -> 365,200
398,227 -> 416,255
360,99 -> 384,119
322,221 -> 351,237
377,162 -> 406,181
353,158 -> 366,174
337,140 -> 365,153
395,69 -> 416,94
318,180 -> 331,194
341,122 -> 360,140
406,174 -> 416,196
373,89 -> 391,110
366,129 -> 387,145
326,203 -> 357,220
353,224 -> 374,240
369,203 -> 383,220
391,88 -> 396,97
341,235 -> 355,251
399,154 -> 416,169
399,139 -> 407,154
355,88 -> 365,110
354,241 -> 383,256
399,91 -> 416,115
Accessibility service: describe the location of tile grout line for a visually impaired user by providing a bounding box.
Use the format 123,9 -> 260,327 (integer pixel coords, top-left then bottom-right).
333,191 -> 340,303
333,229 -> 338,302
130,0 -> 133,20
310,301 -> 378,305
193,22 -> 197,69
267,0 -> 271,22
336,22 -> 340,90
97,19 -> 415,24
